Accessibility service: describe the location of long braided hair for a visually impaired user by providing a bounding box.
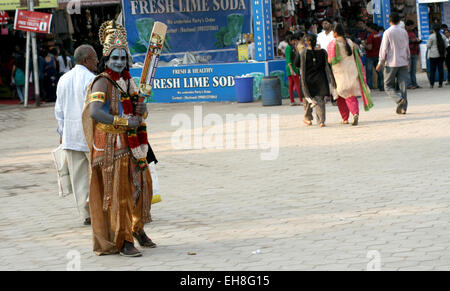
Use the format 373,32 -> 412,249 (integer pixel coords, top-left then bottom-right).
333,23 -> 352,56
433,24 -> 446,58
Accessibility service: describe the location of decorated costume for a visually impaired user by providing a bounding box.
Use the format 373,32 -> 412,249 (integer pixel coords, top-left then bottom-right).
82,20 -> 154,256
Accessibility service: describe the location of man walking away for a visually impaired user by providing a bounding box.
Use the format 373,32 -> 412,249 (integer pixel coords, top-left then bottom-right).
55,45 -> 98,225
376,13 -> 410,115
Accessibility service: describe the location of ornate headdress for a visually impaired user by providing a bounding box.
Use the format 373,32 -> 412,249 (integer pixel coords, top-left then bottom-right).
98,20 -> 128,57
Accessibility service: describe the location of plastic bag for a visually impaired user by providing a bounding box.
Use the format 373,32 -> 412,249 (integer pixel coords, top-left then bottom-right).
51,145 -> 72,197
150,162 -> 162,204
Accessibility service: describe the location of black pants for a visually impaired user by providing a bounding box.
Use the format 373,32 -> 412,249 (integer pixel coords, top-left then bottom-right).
429,57 -> 445,86
445,50 -> 450,82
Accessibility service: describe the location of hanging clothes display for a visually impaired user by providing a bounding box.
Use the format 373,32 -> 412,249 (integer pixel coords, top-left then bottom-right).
0,11 -> 9,25
52,9 -> 69,35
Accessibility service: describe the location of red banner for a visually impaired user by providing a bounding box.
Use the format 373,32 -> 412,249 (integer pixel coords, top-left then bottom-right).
14,9 -> 52,34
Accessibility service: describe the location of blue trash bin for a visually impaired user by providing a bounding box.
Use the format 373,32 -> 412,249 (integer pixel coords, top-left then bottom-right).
261,76 -> 282,106
234,76 -> 254,103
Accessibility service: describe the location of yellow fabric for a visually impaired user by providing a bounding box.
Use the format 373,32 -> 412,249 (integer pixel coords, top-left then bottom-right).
113,115 -> 128,127
96,123 -> 127,134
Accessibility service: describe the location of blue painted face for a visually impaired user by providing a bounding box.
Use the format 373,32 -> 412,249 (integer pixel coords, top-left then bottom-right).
106,48 -> 127,73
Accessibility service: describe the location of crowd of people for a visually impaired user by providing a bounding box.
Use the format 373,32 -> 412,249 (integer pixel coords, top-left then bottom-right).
282,13 -> 450,127
8,45 -> 73,104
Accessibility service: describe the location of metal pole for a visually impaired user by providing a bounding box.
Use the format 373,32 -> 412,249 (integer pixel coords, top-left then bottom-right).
24,31 -> 30,107
30,0 -> 40,107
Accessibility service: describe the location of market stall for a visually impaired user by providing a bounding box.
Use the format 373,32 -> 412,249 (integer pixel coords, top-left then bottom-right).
123,0 -> 286,103
416,0 -> 450,69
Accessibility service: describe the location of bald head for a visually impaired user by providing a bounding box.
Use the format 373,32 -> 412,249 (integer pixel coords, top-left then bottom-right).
74,44 -> 98,73
74,45 -> 95,64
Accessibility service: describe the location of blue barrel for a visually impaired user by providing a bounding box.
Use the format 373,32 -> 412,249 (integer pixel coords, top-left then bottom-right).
234,76 -> 254,103
261,76 -> 282,106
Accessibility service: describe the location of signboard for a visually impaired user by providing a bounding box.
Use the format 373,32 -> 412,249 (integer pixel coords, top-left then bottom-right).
58,0 -> 121,7
129,60 -> 286,102
373,0 -> 391,29
14,9 -> 52,34
122,0 -> 252,64
0,0 -> 58,10
252,0 -> 274,61
417,3 -> 430,41
237,44 -> 249,61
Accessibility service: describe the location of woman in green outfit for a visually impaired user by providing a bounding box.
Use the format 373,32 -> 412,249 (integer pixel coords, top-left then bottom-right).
285,34 -> 303,106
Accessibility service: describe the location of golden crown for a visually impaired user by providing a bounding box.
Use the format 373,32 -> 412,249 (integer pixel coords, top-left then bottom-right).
99,20 -> 128,57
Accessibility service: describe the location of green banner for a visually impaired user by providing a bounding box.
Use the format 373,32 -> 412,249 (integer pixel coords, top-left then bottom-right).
0,0 -> 58,10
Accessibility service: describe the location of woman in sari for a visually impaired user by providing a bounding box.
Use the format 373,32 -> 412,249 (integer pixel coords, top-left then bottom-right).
327,23 -> 373,126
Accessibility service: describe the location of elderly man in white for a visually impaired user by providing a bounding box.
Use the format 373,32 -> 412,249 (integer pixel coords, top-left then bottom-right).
55,45 -> 98,225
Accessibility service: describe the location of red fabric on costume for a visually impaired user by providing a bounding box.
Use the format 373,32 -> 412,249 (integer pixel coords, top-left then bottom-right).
105,68 -> 132,81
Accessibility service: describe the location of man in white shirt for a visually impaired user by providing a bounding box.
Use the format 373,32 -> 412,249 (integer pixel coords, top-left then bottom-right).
55,45 -> 98,225
317,18 -> 334,50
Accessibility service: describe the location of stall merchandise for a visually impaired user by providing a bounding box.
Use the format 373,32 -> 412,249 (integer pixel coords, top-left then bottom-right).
272,0 -> 373,56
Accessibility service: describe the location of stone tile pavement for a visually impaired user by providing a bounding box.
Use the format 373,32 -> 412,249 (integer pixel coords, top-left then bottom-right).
1,73 -> 450,270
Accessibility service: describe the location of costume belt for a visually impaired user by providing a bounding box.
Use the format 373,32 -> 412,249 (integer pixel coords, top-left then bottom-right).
96,123 -> 128,134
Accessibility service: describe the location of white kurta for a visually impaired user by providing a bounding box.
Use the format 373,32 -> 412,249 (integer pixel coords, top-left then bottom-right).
55,64 -> 95,152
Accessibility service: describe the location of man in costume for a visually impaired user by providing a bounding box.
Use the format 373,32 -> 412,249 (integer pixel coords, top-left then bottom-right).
82,20 -> 156,257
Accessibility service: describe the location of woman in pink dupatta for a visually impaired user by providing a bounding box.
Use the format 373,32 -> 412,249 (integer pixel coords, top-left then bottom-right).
327,23 -> 373,126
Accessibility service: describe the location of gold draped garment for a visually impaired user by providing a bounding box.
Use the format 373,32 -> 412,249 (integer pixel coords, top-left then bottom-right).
82,73 -> 152,255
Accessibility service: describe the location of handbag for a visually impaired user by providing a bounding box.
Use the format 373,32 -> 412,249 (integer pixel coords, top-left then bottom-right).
51,145 -> 73,197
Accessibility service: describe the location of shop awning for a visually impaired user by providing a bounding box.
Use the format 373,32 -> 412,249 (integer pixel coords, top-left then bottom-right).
58,0 -> 121,7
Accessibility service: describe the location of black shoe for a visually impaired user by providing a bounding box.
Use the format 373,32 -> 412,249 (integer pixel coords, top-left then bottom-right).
133,230 -> 157,248
120,241 -> 142,257
396,99 -> 406,114
83,217 -> 91,226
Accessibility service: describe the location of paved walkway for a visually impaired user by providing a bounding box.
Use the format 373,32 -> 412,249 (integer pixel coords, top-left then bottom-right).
1,74 -> 450,270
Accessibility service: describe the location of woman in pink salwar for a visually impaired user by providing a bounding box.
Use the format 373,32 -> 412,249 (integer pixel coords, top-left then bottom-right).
327,23 -> 373,126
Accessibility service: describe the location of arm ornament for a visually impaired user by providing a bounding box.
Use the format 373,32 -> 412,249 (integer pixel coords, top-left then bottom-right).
89,92 -> 106,103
